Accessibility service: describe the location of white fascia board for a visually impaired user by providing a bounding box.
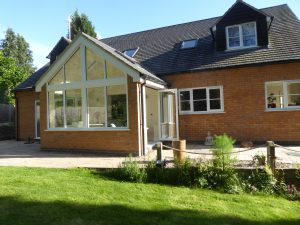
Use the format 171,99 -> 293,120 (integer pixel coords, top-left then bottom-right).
145,80 -> 166,90
35,35 -> 141,92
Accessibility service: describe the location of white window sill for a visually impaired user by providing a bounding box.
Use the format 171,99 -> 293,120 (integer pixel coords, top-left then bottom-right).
179,111 -> 225,115
265,108 -> 300,112
226,45 -> 258,52
45,128 -> 130,132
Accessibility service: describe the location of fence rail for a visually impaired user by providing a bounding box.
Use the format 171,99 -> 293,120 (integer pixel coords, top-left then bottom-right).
156,141 -> 300,171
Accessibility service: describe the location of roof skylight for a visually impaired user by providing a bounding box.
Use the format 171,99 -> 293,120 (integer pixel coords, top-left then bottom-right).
123,48 -> 138,57
181,39 -> 198,49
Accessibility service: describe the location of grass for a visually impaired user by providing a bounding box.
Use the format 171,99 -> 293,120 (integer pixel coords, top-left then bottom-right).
0,167 -> 299,225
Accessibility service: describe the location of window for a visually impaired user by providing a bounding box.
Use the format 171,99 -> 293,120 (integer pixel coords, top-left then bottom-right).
179,86 -> 224,114
107,85 -> 127,127
181,39 -> 198,49
65,49 -> 81,83
87,87 -> 106,127
66,89 -> 82,128
86,48 -> 105,80
266,80 -> 300,110
47,47 -> 128,130
123,48 -> 138,58
226,22 -> 257,50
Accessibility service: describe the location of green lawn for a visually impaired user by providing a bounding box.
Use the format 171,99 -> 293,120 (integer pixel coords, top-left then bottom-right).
0,167 -> 299,225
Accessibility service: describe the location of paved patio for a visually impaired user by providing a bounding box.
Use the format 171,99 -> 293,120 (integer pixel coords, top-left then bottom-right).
0,140 -> 130,168
0,140 -> 299,168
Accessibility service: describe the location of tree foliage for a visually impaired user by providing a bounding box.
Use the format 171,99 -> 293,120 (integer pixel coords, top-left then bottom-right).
0,51 -> 28,104
0,28 -> 35,75
69,10 -> 97,40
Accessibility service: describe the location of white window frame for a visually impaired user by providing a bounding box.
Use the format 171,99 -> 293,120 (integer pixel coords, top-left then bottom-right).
178,86 -> 224,115
181,39 -> 198,49
46,45 -> 129,131
226,21 -> 257,50
123,47 -> 139,58
265,80 -> 300,111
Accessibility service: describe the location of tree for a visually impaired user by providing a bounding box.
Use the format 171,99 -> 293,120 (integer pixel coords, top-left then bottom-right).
69,10 -> 97,40
0,28 -> 35,75
0,51 -> 28,104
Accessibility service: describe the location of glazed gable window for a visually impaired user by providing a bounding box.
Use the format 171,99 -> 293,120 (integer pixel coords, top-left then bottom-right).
47,47 -> 128,130
179,86 -> 224,114
226,22 -> 257,50
265,80 -> 300,110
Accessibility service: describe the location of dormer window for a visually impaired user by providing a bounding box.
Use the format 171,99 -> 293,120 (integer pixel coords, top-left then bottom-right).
123,48 -> 138,58
226,22 -> 257,50
181,39 -> 198,49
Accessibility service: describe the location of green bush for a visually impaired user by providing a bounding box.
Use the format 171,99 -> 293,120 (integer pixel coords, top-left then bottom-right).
113,155 -> 146,183
248,166 -> 276,194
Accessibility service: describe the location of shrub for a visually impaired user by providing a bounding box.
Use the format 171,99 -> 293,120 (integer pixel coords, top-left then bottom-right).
211,134 -> 236,171
248,166 -> 276,194
113,155 -> 146,183
252,154 -> 266,166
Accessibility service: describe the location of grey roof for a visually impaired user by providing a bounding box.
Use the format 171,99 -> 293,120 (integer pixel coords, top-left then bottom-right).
82,33 -> 167,85
14,63 -> 50,92
102,4 -> 300,75
14,4 -> 300,91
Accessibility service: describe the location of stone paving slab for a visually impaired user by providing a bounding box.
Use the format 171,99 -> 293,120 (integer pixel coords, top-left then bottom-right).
0,140 -> 129,168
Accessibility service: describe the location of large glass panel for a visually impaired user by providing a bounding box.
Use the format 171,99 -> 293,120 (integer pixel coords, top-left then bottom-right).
179,91 -> 190,111
65,49 -> 81,83
87,87 -> 106,127
86,48 -> 105,80
228,26 -> 240,48
266,83 -> 284,109
193,89 -> 207,111
49,91 -> 64,128
107,85 -> 127,127
66,89 -> 82,128
49,68 -> 64,85
209,89 -> 221,110
106,62 -> 125,79
287,82 -> 300,106
242,23 -> 256,47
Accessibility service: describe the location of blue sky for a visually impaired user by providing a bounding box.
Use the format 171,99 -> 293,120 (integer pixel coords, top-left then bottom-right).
0,0 -> 299,69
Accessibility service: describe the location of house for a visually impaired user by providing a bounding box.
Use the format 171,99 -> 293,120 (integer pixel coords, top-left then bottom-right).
14,0 -> 300,156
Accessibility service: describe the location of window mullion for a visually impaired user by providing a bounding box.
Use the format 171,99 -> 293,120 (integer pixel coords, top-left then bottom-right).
206,88 -> 210,112
104,60 -> 108,128
80,45 -> 87,128
283,82 -> 288,108
63,91 -> 66,128
240,25 -> 243,47
190,89 -> 194,112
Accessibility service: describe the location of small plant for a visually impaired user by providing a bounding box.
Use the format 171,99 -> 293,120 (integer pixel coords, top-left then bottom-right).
248,166 -> 276,194
115,155 -> 146,183
211,134 -> 236,171
253,154 -> 266,166
267,93 -> 277,108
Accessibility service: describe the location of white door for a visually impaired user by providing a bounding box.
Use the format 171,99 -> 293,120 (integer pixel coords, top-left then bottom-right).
158,89 -> 179,140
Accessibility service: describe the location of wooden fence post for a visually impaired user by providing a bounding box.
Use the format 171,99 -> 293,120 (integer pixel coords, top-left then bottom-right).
172,140 -> 186,162
156,142 -> 162,161
267,141 -> 276,174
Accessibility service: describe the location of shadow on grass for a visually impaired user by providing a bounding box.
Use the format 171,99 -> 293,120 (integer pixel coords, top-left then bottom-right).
0,196 -> 298,225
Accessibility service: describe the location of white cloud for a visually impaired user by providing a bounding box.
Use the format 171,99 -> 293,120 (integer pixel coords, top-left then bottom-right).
28,40 -> 51,69
96,31 -> 102,40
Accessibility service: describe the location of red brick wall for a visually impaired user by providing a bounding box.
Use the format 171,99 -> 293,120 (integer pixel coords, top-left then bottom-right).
162,62 -> 300,142
39,76 -> 141,154
15,90 -> 37,141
